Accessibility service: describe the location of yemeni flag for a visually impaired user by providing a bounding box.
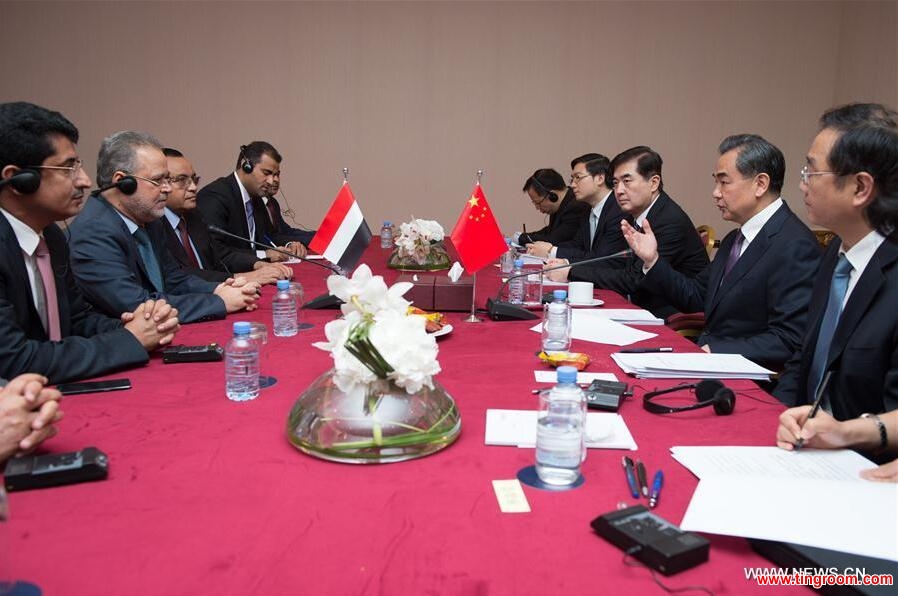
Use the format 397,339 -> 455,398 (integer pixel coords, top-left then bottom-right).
449,183 -> 507,274
309,183 -> 372,272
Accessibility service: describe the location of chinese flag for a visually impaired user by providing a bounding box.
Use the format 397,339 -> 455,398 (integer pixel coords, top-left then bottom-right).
449,183 -> 508,274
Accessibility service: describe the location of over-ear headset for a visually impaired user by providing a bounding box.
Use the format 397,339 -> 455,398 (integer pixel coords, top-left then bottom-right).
96,175 -> 138,196
0,169 -> 41,194
530,176 -> 559,203
642,380 -> 735,416
239,145 -> 254,174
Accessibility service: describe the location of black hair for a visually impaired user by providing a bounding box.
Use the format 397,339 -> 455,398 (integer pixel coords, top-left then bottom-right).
718,134 -> 785,195
236,141 -> 282,169
820,103 -> 898,131
610,146 -> 663,191
0,101 -> 79,171
570,153 -> 612,189
522,168 -> 566,198
162,147 -> 184,158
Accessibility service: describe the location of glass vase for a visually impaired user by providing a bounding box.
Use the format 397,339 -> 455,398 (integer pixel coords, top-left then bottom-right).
286,370 -> 462,464
387,242 -> 451,271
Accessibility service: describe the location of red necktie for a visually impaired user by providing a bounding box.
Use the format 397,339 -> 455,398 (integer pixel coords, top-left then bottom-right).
34,237 -> 62,341
266,199 -> 278,226
177,217 -> 200,267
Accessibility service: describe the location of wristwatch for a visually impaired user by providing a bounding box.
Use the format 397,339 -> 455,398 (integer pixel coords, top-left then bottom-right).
860,413 -> 888,454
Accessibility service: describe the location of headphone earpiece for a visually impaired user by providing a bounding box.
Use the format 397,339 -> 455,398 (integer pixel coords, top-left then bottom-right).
0,169 -> 41,194
116,175 -> 138,196
547,190 -> 559,203
642,379 -> 735,416
239,145 -> 253,174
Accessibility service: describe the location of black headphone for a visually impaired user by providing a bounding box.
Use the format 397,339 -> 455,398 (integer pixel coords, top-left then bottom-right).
530,176 -> 559,203
239,145 -> 253,174
96,175 -> 138,196
642,380 -> 736,416
0,169 -> 42,194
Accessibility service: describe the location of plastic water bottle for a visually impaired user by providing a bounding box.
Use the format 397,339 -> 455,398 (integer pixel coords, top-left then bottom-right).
536,366 -> 586,486
508,259 -> 525,304
273,279 -> 298,337
500,238 -> 515,274
380,221 -> 394,248
225,321 -> 260,402
542,290 -> 572,352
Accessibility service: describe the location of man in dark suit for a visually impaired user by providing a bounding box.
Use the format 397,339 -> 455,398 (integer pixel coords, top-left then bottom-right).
775,103 -> 898,421
197,141 -> 307,273
516,168 -> 589,246
0,102 -> 179,383
623,135 -> 821,369
262,177 -> 316,247
547,146 -> 709,319
526,153 -> 626,261
69,131 -> 260,324
162,148 -> 291,285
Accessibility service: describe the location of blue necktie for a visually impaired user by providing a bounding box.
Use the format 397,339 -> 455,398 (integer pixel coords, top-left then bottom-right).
807,254 -> 853,408
245,198 -> 256,243
133,228 -> 164,292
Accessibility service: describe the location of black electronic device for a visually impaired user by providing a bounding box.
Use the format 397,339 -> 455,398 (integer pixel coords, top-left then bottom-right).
591,505 -> 710,575
0,169 -> 41,194
162,343 -> 224,363
4,447 -> 109,492
585,379 -> 629,411
642,379 -> 735,416
94,175 -> 138,196
55,378 -> 131,396
239,144 -> 254,173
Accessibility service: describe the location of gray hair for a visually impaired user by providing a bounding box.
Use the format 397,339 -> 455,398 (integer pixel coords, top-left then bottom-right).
96,130 -> 163,187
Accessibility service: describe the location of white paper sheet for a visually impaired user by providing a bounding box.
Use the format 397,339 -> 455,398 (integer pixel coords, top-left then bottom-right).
681,476 -> 898,562
533,371 -> 618,384
670,446 -> 875,482
591,309 -> 665,325
612,352 -> 773,380
531,311 -> 657,346
484,409 -> 638,450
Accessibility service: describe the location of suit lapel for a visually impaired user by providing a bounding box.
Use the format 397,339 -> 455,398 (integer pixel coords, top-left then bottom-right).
0,216 -> 46,338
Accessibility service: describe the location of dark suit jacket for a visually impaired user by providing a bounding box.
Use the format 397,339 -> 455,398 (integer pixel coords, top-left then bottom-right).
162,209 -> 230,283
555,192 -> 627,261
265,196 -> 315,246
774,236 -> 898,420
519,190 -> 589,246
570,191 -> 709,319
642,202 -> 820,369
68,195 -> 225,324
0,214 -> 148,383
197,174 -> 294,272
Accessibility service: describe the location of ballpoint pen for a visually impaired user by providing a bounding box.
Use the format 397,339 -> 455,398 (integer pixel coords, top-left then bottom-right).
619,347 -> 673,354
635,460 -> 649,498
649,470 -> 664,508
622,456 -> 640,499
796,370 -> 833,450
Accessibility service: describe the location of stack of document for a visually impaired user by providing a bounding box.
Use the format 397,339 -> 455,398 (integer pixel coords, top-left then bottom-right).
485,409 -> 638,450
673,446 -> 897,562
592,309 -> 665,325
611,352 -> 773,380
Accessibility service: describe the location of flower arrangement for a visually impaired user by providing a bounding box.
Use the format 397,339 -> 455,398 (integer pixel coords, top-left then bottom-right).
387,218 -> 451,270
313,264 -> 441,399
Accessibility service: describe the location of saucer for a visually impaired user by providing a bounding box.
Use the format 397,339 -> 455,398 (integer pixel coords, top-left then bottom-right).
431,324 -> 453,338
569,299 -> 604,308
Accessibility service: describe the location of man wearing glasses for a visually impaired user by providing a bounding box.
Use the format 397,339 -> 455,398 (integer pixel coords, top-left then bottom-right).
68,131 -> 260,324
197,141 -> 307,274
517,168 -> 589,246
525,153 -> 626,260
774,103 -> 898,421
161,147 -> 291,285
0,102 -> 179,383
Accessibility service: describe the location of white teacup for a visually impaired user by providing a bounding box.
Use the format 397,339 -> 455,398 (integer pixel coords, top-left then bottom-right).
568,281 -> 594,305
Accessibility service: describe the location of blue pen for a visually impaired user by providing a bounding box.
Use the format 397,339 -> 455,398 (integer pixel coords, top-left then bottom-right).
649,470 -> 664,508
622,456 -> 640,498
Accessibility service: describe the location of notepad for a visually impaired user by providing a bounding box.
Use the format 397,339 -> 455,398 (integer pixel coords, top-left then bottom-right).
484,409 -> 638,450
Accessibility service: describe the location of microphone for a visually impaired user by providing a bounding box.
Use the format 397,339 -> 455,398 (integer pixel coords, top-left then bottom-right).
486,249 -> 632,321
206,224 -> 341,274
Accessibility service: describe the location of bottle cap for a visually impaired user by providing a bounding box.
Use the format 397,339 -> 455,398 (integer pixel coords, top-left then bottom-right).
383,221 -> 391,226
514,259 -> 524,267
556,366 -> 578,384
553,290 -> 567,301
233,321 -> 251,335
276,279 -> 290,291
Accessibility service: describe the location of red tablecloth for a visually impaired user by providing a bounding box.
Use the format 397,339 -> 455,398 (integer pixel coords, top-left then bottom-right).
3,246 -> 802,595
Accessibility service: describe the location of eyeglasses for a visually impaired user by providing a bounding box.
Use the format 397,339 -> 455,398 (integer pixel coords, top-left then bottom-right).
529,194 -> 548,207
29,158 -> 84,180
170,174 -> 201,188
800,165 -> 837,185
128,173 -> 174,187
569,173 -> 591,185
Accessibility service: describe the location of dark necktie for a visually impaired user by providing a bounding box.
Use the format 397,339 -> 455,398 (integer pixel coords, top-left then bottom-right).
245,198 -> 256,242
807,254 -> 853,409
589,211 -> 599,245
133,228 -> 164,292
266,198 -> 278,227
722,231 -> 745,278
177,217 -> 200,268
33,237 -> 61,341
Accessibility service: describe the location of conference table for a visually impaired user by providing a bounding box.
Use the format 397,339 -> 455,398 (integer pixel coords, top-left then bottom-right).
4,245 -> 801,595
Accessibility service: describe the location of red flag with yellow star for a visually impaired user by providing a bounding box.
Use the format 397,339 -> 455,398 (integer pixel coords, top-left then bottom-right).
449,183 -> 508,274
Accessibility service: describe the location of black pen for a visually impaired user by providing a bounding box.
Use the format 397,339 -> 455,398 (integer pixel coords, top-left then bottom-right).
619,347 -> 673,354
796,370 -> 834,450
635,460 -> 649,498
